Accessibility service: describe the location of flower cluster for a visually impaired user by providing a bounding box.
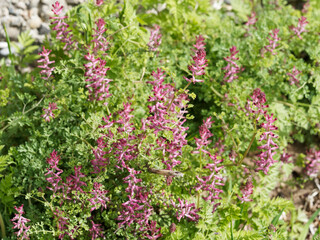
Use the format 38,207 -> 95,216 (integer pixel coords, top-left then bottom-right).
96,0 -> 104,6
11,205 -> 30,240
84,54 -> 112,105
37,47 -> 55,80
291,16 -> 308,39
222,46 -> 243,83
304,148 -> 320,177
244,12 -> 257,36
256,114 -> 279,174
237,177 -> 254,203
42,102 -> 58,122
171,198 -> 200,222
280,150 -> 293,164
45,150 -> 63,196
262,29 -> 280,56
245,88 -> 268,120
148,25 -> 162,51
84,18 -> 112,105
193,118 -> 224,212
287,66 -> 301,86
145,69 -> 189,183
50,1 -> 77,50
183,35 -> 208,84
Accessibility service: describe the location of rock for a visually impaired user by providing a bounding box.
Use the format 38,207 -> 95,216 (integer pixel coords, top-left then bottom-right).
66,0 -> 83,5
40,4 -> 53,20
0,47 -> 10,56
10,16 -> 25,28
39,23 -> 50,35
16,2 -> 27,10
28,16 -> 42,29
30,7 -> 39,16
8,7 -> 17,16
29,0 -> 40,8
6,27 -> 20,41
0,42 -> 8,48
1,8 -> 9,17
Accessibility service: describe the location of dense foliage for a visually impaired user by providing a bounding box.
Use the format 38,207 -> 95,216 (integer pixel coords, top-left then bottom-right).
1,0 -> 320,239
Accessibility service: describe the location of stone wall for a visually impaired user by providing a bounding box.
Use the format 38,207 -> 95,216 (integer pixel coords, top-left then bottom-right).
0,0 -> 85,57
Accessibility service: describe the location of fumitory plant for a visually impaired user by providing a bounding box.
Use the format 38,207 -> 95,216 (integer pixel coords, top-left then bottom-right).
0,0 -> 320,239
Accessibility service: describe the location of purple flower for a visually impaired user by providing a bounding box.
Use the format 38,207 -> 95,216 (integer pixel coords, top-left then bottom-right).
172,198 -> 200,222
287,66 -> 301,86
237,177 -> 254,203
143,220 -> 162,240
50,1 -> 77,50
291,16 -> 308,39
262,29 -> 280,56
64,166 -> 87,195
222,46 -> 243,83
148,25 -> 162,51
92,18 -> 109,54
37,46 -> 55,80
184,35 -> 208,84
305,148 -> 320,177
45,150 -> 64,196
280,150 -> 293,163
245,12 -> 257,26
84,53 -> 112,105
42,102 -> 58,122
11,204 -> 30,240
193,117 -> 214,152
53,209 -> 69,239
255,114 -> 279,174
89,221 -> 104,240
245,88 -> 269,119
89,182 -> 109,212
96,0 -> 104,6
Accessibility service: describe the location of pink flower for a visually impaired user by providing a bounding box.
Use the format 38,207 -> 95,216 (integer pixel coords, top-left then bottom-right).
245,12 -> 257,26
89,182 -> 109,212
291,16 -> 308,39
237,177 -> 254,203
184,35 -> 208,84
89,221 -> 104,240
11,204 -> 30,240
193,117 -> 214,152
255,114 -> 279,174
287,66 -> 301,86
245,88 -> 269,120
84,53 -> 112,105
262,29 -> 280,56
148,25 -> 162,51
45,150 -> 64,196
92,18 -> 109,54
280,150 -> 293,163
172,198 -> 200,222
37,46 -> 55,80
143,220 -> 162,240
50,1 -> 77,50
42,102 -> 58,122
305,148 -> 320,177
96,0 -> 104,6
222,46 -> 243,83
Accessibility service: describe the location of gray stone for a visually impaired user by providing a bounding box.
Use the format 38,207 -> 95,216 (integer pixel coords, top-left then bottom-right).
10,16 -> 25,28
0,42 -> 8,48
0,47 -> 10,56
29,0 -> 40,8
6,27 -> 19,41
16,2 -> 27,10
8,7 -> 17,16
1,8 -> 9,17
28,16 -> 42,29
40,4 -> 53,20
66,0 -> 82,5
30,7 -> 39,17
39,23 -> 50,35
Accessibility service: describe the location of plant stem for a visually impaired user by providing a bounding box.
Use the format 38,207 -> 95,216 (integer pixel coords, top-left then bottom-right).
167,82 -> 191,113
238,131 -> 257,166
197,148 -> 202,208
0,212 -> 6,238
210,86 -> 224,98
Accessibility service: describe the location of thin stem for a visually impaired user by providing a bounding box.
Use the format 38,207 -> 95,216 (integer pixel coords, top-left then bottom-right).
0,212 -> 6,238
210,86 -> 224,98
167,82 -> 191,113
238,131 -> 257,166
197,148 -> 202,208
